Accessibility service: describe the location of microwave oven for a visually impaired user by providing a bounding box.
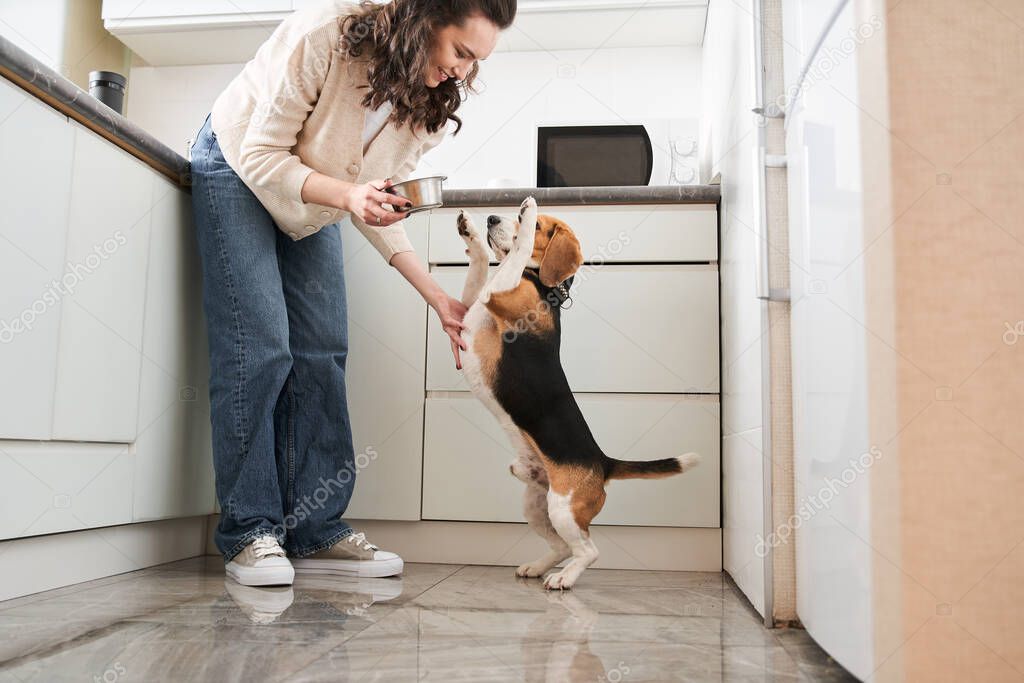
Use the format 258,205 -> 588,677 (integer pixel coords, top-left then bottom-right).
535,119 -> 698,188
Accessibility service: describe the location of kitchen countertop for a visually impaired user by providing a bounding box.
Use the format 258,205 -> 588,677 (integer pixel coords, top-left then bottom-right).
1,34 -> 720,206
0,33 -> 188,185
442,184 -> 719,206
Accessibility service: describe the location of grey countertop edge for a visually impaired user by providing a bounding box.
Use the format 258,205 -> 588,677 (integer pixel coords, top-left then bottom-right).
0,33 -> 190,186
442,185 -> 720,207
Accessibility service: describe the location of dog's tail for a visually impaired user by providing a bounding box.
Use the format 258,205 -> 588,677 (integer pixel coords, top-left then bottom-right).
604,453 -> 700,481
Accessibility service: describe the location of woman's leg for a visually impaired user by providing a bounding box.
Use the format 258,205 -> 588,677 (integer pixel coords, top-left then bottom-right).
190,116 -> 292,561
273,221 -> 356,556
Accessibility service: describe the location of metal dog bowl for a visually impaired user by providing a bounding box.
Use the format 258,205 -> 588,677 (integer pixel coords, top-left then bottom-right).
386,175 -> 447,215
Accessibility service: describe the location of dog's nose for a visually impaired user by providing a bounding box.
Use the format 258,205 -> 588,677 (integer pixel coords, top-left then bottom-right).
487,215 -> 501,227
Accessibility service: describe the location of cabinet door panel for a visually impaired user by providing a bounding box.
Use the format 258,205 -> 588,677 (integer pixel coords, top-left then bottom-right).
51,123 -> 154,442
428,204 -> 718,265
133,175 -> 215,520
0,80 -> 73,439
342,214 -> 429,520
422,393 -> 720,527
427,265 -> 720,393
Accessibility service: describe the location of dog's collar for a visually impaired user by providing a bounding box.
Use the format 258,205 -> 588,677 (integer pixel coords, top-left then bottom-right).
524,268 -> 574,310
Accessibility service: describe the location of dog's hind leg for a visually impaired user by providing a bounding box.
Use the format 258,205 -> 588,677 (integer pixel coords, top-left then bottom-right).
543,469 -> 607,590
506,428 -> 570,578
516,484 -> 571,578
457,210 -> 490,306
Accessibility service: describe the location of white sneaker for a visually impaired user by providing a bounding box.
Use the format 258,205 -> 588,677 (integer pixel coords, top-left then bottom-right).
225,535 -> 295,586
291,531 -> 404,578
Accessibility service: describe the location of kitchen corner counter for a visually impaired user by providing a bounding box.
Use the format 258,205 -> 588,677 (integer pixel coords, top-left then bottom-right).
0,33 -> 189,187
442,184 -> 720,207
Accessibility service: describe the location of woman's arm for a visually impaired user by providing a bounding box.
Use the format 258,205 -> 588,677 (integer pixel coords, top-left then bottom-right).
390,251 -> 468,369
305,172 -> 466,366
301,173 -> 410,226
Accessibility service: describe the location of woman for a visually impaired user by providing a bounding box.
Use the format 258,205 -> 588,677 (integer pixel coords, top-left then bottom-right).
190,0 -> 516,587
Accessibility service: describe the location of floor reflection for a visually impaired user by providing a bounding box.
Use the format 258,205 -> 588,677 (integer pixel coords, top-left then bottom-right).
0,558 -> 855,682
522,589 -> 606,682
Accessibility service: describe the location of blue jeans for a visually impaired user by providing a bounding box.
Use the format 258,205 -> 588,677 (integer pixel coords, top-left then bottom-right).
190,114 -> 355,562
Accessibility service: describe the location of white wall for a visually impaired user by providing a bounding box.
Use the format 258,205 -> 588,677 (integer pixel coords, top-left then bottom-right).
701,0 -> 766,616
125,45 -> 702,187
0,0 -> 67,71
125,62 -> 243,159
0,0 -> 128,91
421,46 -> 702,187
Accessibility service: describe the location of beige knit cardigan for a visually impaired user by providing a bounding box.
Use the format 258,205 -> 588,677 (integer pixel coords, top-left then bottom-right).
210,0 -> 447,262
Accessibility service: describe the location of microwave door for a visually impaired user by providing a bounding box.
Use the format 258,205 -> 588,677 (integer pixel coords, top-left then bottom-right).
536,125 -> 654,187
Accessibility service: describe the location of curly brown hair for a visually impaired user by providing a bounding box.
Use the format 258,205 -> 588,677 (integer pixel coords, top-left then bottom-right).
339,0 -> 516,136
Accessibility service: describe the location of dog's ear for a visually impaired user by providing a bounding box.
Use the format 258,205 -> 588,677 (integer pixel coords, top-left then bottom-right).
539,223 -> 583,287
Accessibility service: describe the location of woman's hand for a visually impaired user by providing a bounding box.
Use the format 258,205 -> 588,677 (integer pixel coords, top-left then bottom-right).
319,176 -> 411,227
341,178 -> 413,227
432,294 -> 469,369
301,174 -> 412,225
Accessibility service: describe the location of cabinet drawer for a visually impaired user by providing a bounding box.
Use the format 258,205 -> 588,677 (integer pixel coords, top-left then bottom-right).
422,393 -> 720,527
0,440 -> 134,540
427,204 -> 717,264
427,265 -> 720,393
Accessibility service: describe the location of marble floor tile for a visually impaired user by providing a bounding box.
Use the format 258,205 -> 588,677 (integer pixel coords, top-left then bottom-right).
774,627 -> 857,681
0,556 -> 856,682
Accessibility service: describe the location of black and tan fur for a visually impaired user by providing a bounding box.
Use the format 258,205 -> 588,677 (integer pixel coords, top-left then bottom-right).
456,197 -> 700,590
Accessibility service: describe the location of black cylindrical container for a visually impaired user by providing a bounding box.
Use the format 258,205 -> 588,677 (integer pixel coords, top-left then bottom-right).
88,70 -> 127,115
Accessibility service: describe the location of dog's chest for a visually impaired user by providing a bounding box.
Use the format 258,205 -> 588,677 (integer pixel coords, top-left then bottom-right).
460,300 -> 517,425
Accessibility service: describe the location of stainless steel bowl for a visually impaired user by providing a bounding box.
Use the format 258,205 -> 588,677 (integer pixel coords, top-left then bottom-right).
386,175 -> 447,215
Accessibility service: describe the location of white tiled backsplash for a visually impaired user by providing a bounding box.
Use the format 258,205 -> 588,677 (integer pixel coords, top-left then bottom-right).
126,45 -> 702,188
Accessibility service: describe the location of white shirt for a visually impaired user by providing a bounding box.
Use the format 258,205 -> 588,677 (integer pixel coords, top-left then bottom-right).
362,100 -> 394,153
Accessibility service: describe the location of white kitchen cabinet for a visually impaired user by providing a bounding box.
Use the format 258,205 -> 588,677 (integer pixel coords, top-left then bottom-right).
428,204 -> 718,264
0,440 -> 134,540
50,123 -> 154,442
342,213 -> 430,521
102,0 -> 289,20
132,174 -> 215,521
101,0 -> 292,66
421,198 -> 721,530
422,393 -> 720,526
102,2 -> 708,66
0,79 -> 73,440
426,264 -> 720,393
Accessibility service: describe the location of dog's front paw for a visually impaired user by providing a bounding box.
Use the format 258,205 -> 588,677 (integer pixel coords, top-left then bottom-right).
543,569 -> 576,590
456,210 -> 476,238
457,210 -> 488,258
515,197 -> 538,252
518,196 -> 537,224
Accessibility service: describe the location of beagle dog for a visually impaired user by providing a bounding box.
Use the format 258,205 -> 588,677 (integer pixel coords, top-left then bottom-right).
455,197 -> 700,590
